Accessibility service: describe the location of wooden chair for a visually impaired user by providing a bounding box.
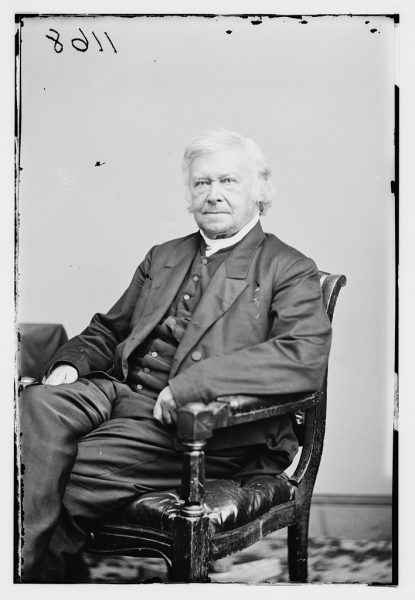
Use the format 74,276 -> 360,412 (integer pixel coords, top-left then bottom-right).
84,271 -> 346,583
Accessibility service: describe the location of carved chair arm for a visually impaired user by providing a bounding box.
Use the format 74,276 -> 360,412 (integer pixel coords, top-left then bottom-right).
176,392 -> 319,443
175,392 -> 319,514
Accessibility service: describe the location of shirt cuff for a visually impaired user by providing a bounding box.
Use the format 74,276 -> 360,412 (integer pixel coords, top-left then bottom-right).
45,361 -> 79,380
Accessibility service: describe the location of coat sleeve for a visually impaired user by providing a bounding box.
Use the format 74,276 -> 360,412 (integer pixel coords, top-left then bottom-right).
44,247 -> 156,377
169,257 -> 332,406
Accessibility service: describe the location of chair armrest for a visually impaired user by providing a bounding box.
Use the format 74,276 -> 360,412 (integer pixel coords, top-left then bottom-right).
176,392 -> 319,443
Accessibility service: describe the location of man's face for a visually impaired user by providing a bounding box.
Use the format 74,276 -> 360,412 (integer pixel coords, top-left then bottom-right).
188,148 -> 259,239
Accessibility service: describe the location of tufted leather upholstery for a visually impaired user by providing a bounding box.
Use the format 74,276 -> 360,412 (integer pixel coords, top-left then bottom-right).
118,473 -> 296,535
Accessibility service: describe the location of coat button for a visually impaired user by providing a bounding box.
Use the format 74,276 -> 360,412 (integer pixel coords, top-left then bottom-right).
183,294 -> 190,301
191,351 -> 202,361
143,367 -> 150,374
151,351 -> 158,358
136,384 -> 143,390
201,258 -> 208,265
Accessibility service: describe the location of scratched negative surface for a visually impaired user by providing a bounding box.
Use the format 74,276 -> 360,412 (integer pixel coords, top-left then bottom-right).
16,13 -> 396,586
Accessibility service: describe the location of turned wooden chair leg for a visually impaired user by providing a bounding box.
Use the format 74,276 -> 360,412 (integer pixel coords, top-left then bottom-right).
170,439 -> 210,582
171,514 -> 210,582
287,508 -> 310,583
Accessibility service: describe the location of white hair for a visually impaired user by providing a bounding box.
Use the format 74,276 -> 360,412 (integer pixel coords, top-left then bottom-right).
182,129 -> 275,215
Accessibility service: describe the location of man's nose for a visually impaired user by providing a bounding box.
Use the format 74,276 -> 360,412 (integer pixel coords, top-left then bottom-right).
206,180 -> 223,202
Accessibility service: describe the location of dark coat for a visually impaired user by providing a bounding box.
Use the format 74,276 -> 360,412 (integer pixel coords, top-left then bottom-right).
48,222 -> 332,451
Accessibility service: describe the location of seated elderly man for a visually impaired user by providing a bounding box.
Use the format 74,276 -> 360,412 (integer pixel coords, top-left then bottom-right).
18,130 -> 331,582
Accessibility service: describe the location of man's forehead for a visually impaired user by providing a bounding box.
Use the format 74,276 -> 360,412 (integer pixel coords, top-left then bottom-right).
190,148 -> 251,176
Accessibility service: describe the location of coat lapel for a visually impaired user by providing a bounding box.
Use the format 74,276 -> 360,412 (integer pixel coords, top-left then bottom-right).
170,222 -> 265,377
121,233 -> 200,371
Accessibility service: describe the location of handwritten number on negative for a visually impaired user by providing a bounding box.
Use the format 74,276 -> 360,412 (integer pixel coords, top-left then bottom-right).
104,32 -> 117,53
71,28 -> 89,52
46,29 -> 64,54
92,31 -> 103,52
46,29 -> 117,54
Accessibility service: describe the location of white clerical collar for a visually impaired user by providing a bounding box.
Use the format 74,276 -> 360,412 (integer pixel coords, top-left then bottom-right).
200,213 -> 260,257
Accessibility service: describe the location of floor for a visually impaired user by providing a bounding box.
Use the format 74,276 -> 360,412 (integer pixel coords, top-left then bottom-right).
82,533 -> 393,585
81,499 -> 394,585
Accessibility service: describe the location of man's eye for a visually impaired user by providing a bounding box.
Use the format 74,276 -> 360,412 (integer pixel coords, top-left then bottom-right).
222,178 -> 236,184
195,181 -> 209,188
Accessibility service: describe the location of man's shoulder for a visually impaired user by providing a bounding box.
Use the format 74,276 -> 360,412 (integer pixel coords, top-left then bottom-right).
262,231 -> 310,263
146,231 -> 200,266
151,231 -> 199,253
259,231 -> 319,282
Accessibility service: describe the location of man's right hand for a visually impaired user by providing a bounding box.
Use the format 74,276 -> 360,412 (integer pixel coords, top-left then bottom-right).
42,364 -> 79,386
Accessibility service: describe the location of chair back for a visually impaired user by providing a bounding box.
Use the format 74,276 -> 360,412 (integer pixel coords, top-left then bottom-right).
289,270 -> 346,490
291,271 -> 346,447
319,271 -> 347,324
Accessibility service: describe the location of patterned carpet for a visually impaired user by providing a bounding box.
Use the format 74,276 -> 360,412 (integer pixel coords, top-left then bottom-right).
81,534 -> 393,585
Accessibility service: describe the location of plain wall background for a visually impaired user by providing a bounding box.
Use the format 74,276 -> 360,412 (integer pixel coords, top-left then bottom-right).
17,14 -> 395,497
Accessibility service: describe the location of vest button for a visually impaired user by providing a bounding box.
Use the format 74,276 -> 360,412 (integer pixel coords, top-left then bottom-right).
191,351 -> 202,361
201,258 -> 208,265
183,294 -> 190,301
151,351 -> 158,358
192,275 -> 199,282
136,384 -> 143,390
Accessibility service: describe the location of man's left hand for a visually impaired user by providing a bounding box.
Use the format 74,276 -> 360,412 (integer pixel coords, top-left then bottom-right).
153,386 -> 177,425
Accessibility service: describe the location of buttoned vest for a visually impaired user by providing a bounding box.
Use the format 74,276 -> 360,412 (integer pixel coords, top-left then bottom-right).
127,243 -> 233,399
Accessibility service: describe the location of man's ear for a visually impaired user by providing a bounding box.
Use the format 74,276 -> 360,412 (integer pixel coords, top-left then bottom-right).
185,192 -> 194,213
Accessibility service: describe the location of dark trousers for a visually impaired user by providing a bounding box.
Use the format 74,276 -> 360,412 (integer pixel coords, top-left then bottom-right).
17,377 -> 256,582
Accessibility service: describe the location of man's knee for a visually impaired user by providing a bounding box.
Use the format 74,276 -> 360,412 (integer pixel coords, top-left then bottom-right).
21,382 -> 55,400
19,383 -> 58,417
19,379 -> 114,436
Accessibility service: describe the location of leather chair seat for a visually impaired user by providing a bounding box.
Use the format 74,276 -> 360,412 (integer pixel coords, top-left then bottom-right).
117,474 -> 296,535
